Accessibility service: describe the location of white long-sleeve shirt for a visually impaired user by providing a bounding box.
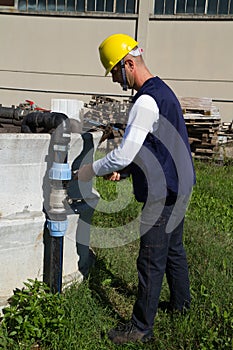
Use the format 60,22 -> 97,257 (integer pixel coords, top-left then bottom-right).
92,94 -> 159,176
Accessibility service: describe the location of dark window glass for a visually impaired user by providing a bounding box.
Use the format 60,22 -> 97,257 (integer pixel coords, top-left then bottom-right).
18,0 -> 26,9
97,0 -> 104,11
186,0 -> 195,13
0,0 -> 14,5
67,0 -> 75,11
18,0 -> 25,9
207,0 -> 218,14
57,0 -> 65,11
15,0 -> 232,16
126,0 -> 135,13
87,0 -> 95,11
106,0 -> 113,12
77,0 -> 85,11
116,0 -> 125,13
218,0 -> 229,14
154,0 -> 164,14
38,0 -> 46,10
196,0 -> 205,13
230,0 -> 233,13
165,0 -> 174,14
47,0 -> 56,11
176,0 -> 186,13
28,0 -> 36,10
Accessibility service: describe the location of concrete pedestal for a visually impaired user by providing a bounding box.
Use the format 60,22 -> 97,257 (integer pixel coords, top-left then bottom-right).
0,131 -> 101,310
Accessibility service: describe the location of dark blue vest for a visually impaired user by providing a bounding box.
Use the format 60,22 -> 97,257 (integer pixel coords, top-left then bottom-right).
130,76 -> 195,203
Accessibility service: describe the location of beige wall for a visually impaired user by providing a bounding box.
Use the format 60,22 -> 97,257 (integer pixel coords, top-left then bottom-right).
147,20 -> 233,121
0,14 -> 136,108
0,13 -> 232,121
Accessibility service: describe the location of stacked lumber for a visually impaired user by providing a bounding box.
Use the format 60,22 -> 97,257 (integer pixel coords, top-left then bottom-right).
83,95 -> 224,160
83,95 -> 129,130
218,121 -> 233,144
179,97 -> 221,160
83,95 -> 130,150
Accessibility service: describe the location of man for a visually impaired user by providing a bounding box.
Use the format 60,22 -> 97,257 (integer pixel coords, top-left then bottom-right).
74,33 -> 195,345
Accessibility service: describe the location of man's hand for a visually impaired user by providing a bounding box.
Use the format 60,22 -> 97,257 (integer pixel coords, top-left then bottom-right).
103,172 -> 121,181
73,163 -> 95,182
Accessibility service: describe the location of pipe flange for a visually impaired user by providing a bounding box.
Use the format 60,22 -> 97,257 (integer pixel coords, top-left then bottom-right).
49,162 -> 71,180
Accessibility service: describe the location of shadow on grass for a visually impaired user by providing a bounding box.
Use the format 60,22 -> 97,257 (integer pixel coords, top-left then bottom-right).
88,257 -> 137,322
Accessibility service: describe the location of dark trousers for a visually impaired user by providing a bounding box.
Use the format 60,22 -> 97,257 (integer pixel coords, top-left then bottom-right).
132,203 -> 191,331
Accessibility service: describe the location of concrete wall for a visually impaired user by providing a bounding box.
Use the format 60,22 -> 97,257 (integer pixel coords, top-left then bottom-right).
0,6 -> 233,121
0,14 -> 136,106
148,19 -> 233,121
0,128 -> 102,309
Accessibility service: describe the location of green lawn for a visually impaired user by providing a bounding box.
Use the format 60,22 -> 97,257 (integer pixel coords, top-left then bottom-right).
1,161 -> 233,350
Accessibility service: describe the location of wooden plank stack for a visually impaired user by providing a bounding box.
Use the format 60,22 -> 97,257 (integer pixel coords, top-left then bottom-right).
83,95 -> 130,151
179,97 -> 221,160
83,95 -> 225,160
218,121 -> 233,144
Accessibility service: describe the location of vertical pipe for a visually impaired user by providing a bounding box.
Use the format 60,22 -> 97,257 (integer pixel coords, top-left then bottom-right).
50,236 -> 64,294
46,117 -> 71,294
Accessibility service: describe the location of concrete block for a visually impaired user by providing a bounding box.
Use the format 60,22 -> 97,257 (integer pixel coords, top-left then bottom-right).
0,130 -> 102,310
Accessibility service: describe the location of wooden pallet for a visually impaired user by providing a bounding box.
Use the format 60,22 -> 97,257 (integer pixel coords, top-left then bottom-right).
84,95 -> 224,160
180,97 -> 221,159
179,97 -> 220,117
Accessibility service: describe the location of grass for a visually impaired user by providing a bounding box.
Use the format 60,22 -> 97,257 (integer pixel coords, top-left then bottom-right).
1,160 -> 233,349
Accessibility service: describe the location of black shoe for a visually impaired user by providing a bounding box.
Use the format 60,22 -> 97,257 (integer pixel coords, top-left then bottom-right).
108,321 -> 154,345
158,301 -> 173,312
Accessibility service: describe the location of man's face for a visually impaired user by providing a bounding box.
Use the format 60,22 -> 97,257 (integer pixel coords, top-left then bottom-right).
111,58 -> 135,90
111,62 -> 124,85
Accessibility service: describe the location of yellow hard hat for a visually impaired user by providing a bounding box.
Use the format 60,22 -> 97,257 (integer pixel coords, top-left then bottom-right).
99,33 -> 138,76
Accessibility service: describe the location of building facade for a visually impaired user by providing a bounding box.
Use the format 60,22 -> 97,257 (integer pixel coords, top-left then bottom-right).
0,0 -> 233,121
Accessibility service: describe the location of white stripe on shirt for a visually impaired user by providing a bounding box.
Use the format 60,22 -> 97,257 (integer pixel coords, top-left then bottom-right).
92,94 -> 159,176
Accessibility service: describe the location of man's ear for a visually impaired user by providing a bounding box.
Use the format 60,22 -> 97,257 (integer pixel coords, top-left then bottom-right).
125,58 -> 135,72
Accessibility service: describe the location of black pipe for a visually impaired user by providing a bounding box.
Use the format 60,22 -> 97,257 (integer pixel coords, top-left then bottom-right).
21,111 -> 71,294
0,105 -> 26,120
49,236 -> 64,294
21,111 -> 68,133
47,116 -> 71,294
20,111 -> 100,292
0,117 -> 13,124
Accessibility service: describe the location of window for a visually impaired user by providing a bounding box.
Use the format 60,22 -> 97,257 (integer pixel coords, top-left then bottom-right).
154,0 -> 164,14
165,0 -> 175,14
196,0 -> 206,14
154,0 -> 233,15
15,0 -> 137,13
0,0 -> 14,5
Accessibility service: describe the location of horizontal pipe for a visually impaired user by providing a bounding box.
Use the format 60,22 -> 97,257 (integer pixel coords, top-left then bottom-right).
21,111 -> 68,133
0,117 -> 13,124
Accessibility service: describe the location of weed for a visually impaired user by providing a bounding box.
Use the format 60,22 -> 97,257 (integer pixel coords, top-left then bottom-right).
0,279 -> 66,349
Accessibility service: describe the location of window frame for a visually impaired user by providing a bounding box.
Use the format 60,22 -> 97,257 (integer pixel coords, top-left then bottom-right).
0,0 -> 138,15
0,0 -> 18,9
152,0 -> 233,17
